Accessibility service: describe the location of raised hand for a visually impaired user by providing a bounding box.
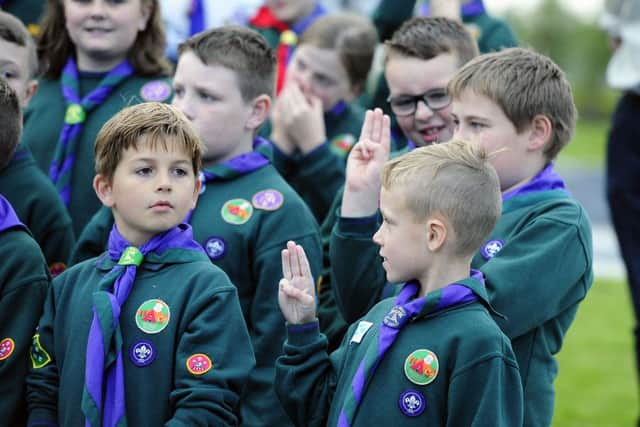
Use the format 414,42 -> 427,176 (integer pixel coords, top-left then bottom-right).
278,241 -> 317,325
277,83 -> 327,154
341,108 -> 391,217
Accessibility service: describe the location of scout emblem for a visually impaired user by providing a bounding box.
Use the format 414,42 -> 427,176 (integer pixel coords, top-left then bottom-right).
135,299 -> 171,334
399,390 -> 426,417
49,262 -> 67,278
0,338 -> 15,361
64,103 -> 85,124
350,321 -> 373,344
329,134 -> 356,156
130,341 -> 156,367
31,334 -> 52,369
186,353 -> 212,375
480,239 -> 504,260
252,189 -> 284,211
221,198 -> 253,225
404,349 -> 439,385
384,305 -> 408,329
204,236 -> 226,260
140,80 -> 172,102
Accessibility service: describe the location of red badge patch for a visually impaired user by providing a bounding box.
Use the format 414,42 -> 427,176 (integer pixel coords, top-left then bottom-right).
186,353 -> 212,375
0,338 -> 15,361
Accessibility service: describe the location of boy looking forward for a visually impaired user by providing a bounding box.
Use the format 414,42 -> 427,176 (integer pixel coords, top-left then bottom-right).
26,103 -> 254,426
276,140 -> 523,426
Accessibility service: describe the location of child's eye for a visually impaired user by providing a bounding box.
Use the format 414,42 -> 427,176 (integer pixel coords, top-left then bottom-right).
470,121 -> 486,130
135,167 -> 153,176
314,75 -> 335,87
172,168 -> 188,177
173,86 -> 184,97
198,91 -> 216,102
0,70 -> 16,80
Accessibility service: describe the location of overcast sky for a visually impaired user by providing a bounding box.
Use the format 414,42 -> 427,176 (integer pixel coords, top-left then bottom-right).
486,0 -> 605,20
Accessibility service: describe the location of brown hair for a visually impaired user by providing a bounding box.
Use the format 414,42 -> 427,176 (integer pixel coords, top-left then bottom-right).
448,47 -> 577,160
178,26 -> 275,102
381,139 -> 501,256
384,16 -> 478,67
0,11 -> 39,78
94,102 -> 202,181
299,13 -> 378,93
0,79 -> 22,169
37,0 -> 171,78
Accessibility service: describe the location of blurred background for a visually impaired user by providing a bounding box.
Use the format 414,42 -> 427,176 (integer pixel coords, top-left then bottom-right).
487,1 -> 635,426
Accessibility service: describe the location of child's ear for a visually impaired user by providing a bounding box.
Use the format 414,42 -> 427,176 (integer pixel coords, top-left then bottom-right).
527,114 -> 553,152
191,178 -> 201,209
245,94 -> 272,131
21,79 -> 38,109
425,216 -> 447,252
93,174 -> 115,208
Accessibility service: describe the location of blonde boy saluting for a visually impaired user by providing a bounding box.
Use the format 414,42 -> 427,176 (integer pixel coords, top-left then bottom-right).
26,103 -> 254,426
276,140 -> 523,426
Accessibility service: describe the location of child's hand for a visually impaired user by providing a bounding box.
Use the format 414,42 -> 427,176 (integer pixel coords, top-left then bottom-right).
341,108 -> 391,217
278,241 -> 317,325
278,83 -> 327,154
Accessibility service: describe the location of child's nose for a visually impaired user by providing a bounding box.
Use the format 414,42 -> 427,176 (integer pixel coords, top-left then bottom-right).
88,0 -> 108,17
156,171 -> 172,191
414,99 -> 434,120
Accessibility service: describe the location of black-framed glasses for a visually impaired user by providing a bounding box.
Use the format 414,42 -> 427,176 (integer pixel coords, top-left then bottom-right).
386,88 -> 451,116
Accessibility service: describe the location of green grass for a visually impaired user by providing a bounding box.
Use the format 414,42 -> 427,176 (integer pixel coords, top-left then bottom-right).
558,119 -> 610,168
552,278 -> 637,426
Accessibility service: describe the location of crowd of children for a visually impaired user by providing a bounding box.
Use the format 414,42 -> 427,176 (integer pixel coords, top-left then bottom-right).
0,1 -> 594,426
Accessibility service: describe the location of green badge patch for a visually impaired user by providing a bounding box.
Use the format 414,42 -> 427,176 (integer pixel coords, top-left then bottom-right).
404,349 -> 439,385
329,134 -> 356,157
221,199 -> 253,225
31,334 -> 52,369
135,299 -> 171,334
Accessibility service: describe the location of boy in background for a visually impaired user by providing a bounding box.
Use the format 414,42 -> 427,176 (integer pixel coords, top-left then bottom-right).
26,102 -> 254,426
276,140 -> 523,426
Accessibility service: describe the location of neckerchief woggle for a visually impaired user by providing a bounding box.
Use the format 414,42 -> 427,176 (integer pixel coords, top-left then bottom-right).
249,4 -> 326,94
81,223 -> 204,427
420,0 -> 486,17
337,270 -> 482,427
184,137 -> 272,222
502,163 -> 567,202
50,58 -> 134,207
0,194 -> 25,233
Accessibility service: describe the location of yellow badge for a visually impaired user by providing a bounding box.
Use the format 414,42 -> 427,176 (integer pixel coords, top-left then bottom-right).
186,353 -> 213,375
31,334 -> 52,369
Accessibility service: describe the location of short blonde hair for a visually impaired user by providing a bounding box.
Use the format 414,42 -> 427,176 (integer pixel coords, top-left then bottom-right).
95,102 -> 202,181
448,48 -> 577,161
381,139 -> 501,256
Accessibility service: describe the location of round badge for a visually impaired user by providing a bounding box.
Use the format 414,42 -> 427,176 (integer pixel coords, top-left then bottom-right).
135,299 -> 171,334
221,198 -> 253,225
130,340 -> 156,367
186,353 -> 213,375
404,349 -> 439,386
329,134 -> 356,156
252,189 -> 284,211
480,239 -> 504,260
0,338 -> 15,361
383,305 -> 407,329
399,389 -> 426,417
204,236 -> 226,260
140,80 -> 172,102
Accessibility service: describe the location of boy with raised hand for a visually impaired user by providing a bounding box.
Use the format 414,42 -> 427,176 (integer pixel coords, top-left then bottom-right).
276,140 -> 523,426
70,26 -> 322,427
318,16 -> 479,350
26,102 -> 255,426
0,10 -> 74,275
330,47 -> 594,427
0,76 -> 50,427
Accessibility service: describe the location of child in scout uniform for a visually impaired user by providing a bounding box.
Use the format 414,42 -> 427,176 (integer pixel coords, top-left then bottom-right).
26,102 -> 255,426
265,13 -> 378,223
275,140 -> 523,426
22,0 -> 174,237
249,0 -> 327,95
70,26 -> 322,427
329,48 -> 594,427
318,16 -> 479,351
0,11 -> 74,275
0,78 -> 50,427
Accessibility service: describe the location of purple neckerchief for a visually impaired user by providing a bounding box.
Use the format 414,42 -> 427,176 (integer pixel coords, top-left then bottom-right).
184,137 -> 271,222
501,163 -> 567,202
81,223 -> 203,427
0,194 -> 24,233
291,3 -> 327,36
327,100 -> 347,117
420,0 -> 485,18
338,270 -> 482,427
189,0 -> 205,35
